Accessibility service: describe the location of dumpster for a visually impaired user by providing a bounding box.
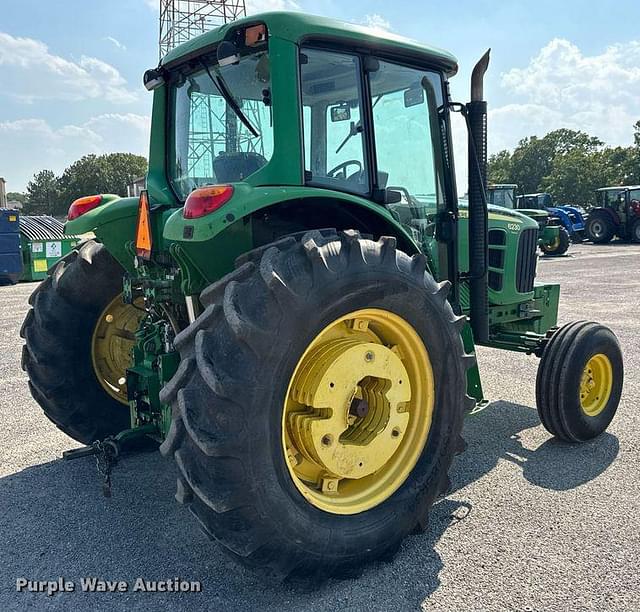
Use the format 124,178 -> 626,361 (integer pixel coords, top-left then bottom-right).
19,216 -> 81,282
0,209 -> 23,285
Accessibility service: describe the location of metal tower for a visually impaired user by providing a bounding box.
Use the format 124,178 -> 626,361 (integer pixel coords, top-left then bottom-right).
158,1 -> 264,179
159,1 -> 246,59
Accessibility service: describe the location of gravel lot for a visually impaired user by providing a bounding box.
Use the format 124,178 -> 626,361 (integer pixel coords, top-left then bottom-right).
1,242 -> 638,611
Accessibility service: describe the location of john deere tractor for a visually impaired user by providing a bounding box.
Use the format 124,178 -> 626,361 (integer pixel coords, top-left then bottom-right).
488,184 -> 571,256
586,186 -> 640,243
517,192 -> 586,243
21,13 -> 623,580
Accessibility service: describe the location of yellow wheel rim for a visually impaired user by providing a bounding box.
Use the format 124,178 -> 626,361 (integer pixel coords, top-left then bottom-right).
546,236 -> 560,250
282,308 -> 434,515
91,294 -> 145,404
579,353 -> 613,417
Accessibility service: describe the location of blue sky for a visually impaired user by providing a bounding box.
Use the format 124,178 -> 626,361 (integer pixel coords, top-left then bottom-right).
1,0 -> 639,192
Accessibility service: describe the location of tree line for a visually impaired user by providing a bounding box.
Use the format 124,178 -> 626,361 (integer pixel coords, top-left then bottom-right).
488,122 -> 640,206
18,153 -> 148,217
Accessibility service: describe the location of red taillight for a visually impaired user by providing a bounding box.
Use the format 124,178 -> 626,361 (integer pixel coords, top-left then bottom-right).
68,195 -> 103,220
183,185 -> 234,219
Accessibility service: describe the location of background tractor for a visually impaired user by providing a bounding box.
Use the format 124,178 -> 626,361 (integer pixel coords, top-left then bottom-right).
487,184 -> 571,255
517,192 -> 586,243
585,186 -> 640,243
20,12 -> 623,580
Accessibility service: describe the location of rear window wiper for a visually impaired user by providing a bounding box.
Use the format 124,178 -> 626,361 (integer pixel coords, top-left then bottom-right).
200,61 -> 260,138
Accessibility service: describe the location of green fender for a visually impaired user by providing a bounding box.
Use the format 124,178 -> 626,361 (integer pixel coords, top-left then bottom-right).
162,183 -> 423,293
65,195 -> 139,273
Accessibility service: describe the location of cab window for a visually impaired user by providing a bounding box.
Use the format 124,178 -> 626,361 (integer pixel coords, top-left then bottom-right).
300,48 -> 369,195
368,60 -> 446,246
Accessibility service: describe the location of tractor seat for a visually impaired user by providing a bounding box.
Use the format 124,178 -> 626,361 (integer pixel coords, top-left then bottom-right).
213,152 -> 267,183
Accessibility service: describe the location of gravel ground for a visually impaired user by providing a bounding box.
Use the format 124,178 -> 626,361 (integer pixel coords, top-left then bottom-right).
0,242 -> 638,611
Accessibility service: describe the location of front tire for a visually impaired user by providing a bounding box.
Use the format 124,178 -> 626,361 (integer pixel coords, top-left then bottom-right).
541,227 -> 570,256
21,240 -> 141,444
536,321 -> 623,442
160,230 -> 473,580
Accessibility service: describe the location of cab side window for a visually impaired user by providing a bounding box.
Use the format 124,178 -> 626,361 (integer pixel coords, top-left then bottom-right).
300,48 -> 369,195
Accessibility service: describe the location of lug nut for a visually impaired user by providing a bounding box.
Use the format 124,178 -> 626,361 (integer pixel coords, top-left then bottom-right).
365,351 -> 375,362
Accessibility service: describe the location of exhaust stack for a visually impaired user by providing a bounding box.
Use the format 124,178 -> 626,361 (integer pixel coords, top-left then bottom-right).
467,50 -> 491,344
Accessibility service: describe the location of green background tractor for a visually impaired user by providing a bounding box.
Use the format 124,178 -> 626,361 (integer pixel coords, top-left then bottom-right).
487,184 -> 571,256
586,185 -> 640,243
20,12 -> 623,580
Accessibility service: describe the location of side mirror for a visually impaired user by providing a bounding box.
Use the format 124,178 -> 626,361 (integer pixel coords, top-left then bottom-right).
143,68 -> 165,91
330,104 -> 351,122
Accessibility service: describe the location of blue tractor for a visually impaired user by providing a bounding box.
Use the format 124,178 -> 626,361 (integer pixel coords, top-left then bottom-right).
517,193 -> 586,243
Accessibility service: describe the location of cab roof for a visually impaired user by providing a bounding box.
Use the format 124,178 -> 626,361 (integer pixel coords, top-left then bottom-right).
161,11 -> 458,76
596,185 -> 640,191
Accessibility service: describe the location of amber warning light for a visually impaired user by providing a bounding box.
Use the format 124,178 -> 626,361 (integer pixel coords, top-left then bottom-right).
135,190 -> 153,260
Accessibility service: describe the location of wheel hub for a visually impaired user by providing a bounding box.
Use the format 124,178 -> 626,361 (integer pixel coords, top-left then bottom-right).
283,309 -> 434,515
289,339 -> 411,480
591,221 -> 603,237
91,295 -> 145,404
579,353 -> 613,417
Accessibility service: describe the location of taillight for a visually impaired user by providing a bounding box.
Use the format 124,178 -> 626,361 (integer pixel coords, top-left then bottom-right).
183,185 -> 234,219
68,195 -> 103,220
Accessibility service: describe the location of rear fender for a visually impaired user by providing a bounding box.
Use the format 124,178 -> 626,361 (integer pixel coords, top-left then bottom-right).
590,207 -> 619,226
65,196 -> 140,273
162,184 -> 422,293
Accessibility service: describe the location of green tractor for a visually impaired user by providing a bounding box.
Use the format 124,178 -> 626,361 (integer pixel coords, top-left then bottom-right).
586,185 -> 640,243
21,13 -> 623,580
487,184 -> 571,256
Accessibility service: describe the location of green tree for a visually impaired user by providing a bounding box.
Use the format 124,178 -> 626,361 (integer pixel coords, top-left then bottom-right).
25,170 -> 60,215
542,150 -> 610,206
6,192 -> 27,205
487,150 -> 513,185
634,120 -> 640,148
57,153 -> 148,211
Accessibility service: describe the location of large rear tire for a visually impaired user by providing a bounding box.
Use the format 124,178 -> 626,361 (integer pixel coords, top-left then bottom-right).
160,230 -> 473,580
21,240 -> 140,444
630,218 -> 640,243
585,213 -> 615,244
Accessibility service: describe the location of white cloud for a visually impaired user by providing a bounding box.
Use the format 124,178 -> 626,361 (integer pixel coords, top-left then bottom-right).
0,32 -> 137,104
144,0 -> 158,10
362,14 -> 392,34
246,0 -> 300,13
105,36 -> 127,51
0,114 -> 150,191
493,38 -> 640,152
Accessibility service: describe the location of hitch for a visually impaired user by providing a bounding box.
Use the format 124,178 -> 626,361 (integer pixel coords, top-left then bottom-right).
62,424 -> 157,497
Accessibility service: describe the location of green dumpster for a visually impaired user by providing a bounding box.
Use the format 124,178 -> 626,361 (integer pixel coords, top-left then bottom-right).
19,216 -> 81,281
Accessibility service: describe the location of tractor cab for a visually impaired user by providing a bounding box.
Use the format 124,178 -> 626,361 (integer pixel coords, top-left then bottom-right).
587,186 -> 640,243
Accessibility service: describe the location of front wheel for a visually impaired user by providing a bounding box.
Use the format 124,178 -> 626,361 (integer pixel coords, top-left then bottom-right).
540,227 -> 570,256
536,321 -> 623,442
160,230 -> 473,580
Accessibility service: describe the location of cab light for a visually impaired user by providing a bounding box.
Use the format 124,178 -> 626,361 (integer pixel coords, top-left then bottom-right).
183,185 -> 234,219
135,190 -> 153,260
68,195 -> 103,220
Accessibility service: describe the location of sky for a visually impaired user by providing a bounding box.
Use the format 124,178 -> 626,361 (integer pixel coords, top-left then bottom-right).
1,0 -> 639,193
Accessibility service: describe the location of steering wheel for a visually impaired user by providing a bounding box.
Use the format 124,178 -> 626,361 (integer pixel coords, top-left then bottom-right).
327,160 -> 362,180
